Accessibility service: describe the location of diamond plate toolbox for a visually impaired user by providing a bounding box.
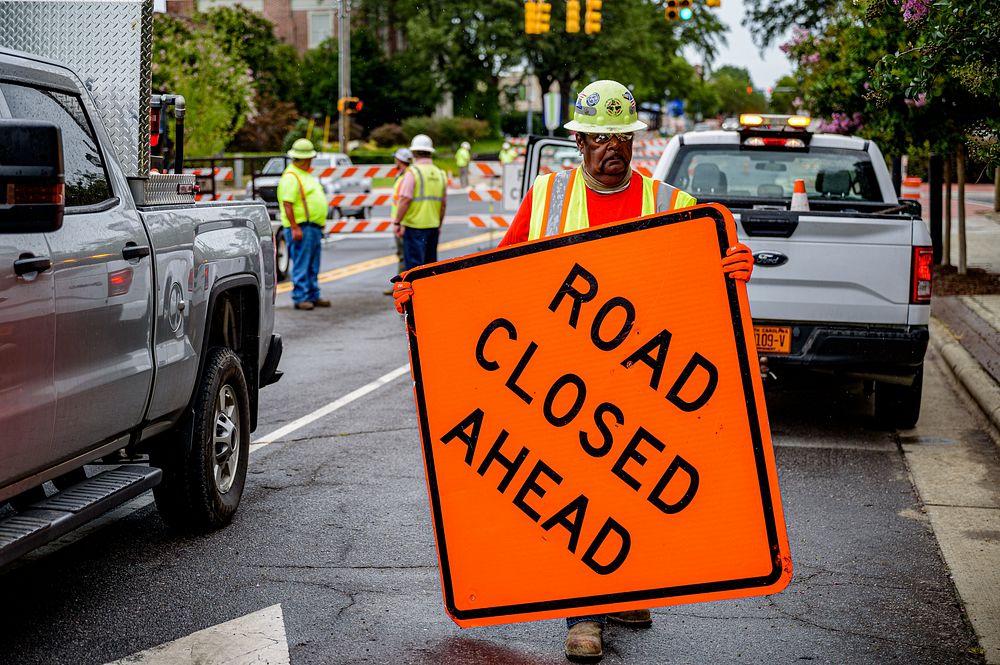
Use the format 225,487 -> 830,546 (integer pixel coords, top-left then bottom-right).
0,0 -> 153,178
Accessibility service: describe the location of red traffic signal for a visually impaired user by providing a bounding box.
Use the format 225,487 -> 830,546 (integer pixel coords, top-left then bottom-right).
338,97 -> 363,114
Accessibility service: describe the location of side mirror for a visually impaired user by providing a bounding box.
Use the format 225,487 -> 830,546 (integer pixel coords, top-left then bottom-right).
0,119 -> 65,233
898,198 -> 922,219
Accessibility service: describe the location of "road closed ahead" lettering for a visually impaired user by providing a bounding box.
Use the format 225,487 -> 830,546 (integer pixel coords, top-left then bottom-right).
402,205 -> 791,627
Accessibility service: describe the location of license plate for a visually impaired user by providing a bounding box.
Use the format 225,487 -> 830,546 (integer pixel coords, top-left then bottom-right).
753,326 -> 792,354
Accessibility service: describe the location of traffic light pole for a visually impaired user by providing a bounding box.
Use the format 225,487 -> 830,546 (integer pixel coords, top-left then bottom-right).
337,0 -> 351,154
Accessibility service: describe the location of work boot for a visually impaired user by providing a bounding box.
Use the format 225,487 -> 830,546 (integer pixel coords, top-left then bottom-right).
311,298 -> 331,307
564,621 -> 603,663
608,609 -> 653,628
294,301 -> 314,311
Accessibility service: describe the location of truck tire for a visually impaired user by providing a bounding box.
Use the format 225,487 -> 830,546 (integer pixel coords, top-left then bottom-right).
874,367 -> 923,429
152,347 -> 250,531
275,232 -> 289,282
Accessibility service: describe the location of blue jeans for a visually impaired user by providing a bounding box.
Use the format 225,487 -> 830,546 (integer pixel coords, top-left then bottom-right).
286,224 -> 322,304
567,615 -> 607,627
402,226 -> 440,271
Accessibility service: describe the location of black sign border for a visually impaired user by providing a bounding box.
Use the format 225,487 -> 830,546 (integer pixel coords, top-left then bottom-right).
405,204 -> 785,621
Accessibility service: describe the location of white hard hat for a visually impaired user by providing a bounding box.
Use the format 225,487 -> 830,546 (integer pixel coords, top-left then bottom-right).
461,141 -> 471,149
393,147 -> 413,163
502,142 -> 511,149
409,134 -> 435,153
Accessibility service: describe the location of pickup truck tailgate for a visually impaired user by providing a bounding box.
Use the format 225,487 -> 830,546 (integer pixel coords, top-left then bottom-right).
738,212 -> 915,325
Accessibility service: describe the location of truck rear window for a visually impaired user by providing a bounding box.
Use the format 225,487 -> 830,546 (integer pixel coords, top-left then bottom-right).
667,146 -> 883,202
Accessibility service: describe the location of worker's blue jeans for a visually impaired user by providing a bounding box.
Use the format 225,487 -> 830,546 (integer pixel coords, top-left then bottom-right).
286,224 -> 322,304
402,226 -> 440,271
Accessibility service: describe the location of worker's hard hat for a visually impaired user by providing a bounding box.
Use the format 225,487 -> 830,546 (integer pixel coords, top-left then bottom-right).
564,80 -> 647,134
393,147 -> 413,164
287,138 -> 317,160
502,142 -> 511,149
409,134 -> 435,153
461,141 -> 471,149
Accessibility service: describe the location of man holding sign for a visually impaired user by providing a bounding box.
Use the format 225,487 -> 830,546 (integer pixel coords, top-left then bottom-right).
394,80 -> 757,663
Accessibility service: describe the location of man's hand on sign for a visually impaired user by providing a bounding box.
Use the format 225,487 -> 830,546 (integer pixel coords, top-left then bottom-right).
722,243 -> 754,282
393,280 -> 413,314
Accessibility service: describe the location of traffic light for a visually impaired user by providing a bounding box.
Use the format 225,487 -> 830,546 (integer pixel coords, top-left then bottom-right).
525,1 -> 551,34
584,0 -> 602,34
537,1 -> 552,32
338,97 -> 362,114
678,0 -> 693,20
665,0 -> 678,21
566,0 -> 581,33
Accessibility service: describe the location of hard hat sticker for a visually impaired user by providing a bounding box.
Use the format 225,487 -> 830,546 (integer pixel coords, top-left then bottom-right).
575,92 -> 597,116
586,92 -> 601,106
605,98 -> 623,117
402,204 -> 791,628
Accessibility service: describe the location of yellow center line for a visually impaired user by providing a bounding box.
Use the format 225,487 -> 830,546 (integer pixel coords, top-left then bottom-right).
276,232 -> 497,294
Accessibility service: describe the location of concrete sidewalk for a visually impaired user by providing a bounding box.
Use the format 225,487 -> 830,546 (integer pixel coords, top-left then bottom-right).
919,187 -> 1000,663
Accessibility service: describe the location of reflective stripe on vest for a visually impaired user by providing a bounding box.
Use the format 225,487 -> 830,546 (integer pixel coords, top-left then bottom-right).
390,173 -> 403,219
527,167 -> 696,240
403,163 -> 446,229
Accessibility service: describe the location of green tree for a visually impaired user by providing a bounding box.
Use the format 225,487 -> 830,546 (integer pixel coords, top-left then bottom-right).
297,28 -> 439,137
768,75 -> 800,114
709,65 -> 767,115
200,5 -> 300,101
152,15 -> 253,156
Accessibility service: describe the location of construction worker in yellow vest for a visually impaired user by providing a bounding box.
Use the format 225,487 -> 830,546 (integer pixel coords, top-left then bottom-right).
455,141 -> 472,188
382,147 -> 413,295
498,141 -> 518,164
393,134 -> 447,270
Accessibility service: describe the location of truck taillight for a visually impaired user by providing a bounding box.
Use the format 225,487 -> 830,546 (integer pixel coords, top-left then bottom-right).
8,183 -> 64,205
911,246 -> 933,303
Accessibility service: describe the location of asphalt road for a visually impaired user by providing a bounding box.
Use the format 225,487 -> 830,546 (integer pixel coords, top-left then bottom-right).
0,223 -> 990,665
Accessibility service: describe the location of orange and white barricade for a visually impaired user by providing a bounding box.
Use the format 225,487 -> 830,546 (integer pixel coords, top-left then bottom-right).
901,177 -> 922,200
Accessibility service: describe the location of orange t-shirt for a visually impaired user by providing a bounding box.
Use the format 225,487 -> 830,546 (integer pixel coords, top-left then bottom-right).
499,171 -> 648,247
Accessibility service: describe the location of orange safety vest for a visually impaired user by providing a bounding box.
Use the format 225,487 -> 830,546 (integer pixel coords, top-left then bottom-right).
527,167 -> 697,240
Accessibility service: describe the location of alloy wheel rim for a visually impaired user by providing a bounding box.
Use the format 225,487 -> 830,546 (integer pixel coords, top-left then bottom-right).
213,384 -> 240,494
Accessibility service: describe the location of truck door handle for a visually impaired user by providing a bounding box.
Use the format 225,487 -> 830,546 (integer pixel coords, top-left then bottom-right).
122,244 -> 151,261
13,255 -> 52,276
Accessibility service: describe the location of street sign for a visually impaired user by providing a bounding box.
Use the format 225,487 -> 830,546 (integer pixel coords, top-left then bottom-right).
501,163 -> 522,212
401,204 -> 791,627
543,91 -> 560,133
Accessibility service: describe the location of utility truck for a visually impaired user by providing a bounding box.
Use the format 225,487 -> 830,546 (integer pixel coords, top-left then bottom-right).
522,115 -> 931,428
0,0 -> 282,565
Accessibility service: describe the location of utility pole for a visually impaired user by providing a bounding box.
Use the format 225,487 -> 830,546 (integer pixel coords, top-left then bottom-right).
337,0 -> 351,153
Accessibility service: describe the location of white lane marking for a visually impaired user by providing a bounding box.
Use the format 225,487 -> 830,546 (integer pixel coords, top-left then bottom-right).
250,363 -> 410,450
105,604 -> 289,665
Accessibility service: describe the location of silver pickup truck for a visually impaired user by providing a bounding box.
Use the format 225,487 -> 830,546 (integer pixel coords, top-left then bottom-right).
522,116 -> 930,429
0,2 -> 281,565
652,116 -> 931,428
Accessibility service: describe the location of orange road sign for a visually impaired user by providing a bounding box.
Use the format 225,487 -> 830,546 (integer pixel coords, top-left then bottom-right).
401,203 -> 791,628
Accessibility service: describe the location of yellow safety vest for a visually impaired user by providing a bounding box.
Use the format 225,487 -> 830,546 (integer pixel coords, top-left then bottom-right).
402,162 -> 446,229
390,172 -> 404,220
527,167 -> 697,240
455,147 -> 471,168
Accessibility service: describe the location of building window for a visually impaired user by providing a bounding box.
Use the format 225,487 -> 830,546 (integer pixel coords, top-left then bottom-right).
308,11 -> 333,48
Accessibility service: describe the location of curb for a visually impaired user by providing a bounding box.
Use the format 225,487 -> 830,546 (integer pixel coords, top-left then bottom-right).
930,316 -> 1000,435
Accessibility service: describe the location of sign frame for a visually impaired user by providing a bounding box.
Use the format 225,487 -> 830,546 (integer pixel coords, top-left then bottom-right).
402,204 -> 790,625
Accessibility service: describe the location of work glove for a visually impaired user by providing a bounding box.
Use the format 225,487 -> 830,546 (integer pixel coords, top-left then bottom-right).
722,243 -> 753,282
392,280 -> 413,314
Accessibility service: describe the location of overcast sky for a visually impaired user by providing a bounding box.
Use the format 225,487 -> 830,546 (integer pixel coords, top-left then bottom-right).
685,1 -> 794,90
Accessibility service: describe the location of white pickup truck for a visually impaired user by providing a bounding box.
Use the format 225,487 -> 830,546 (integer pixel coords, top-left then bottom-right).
522,117 -> 931,428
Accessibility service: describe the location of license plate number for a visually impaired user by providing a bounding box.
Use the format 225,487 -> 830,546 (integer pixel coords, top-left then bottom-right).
754,326 -> 792,354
